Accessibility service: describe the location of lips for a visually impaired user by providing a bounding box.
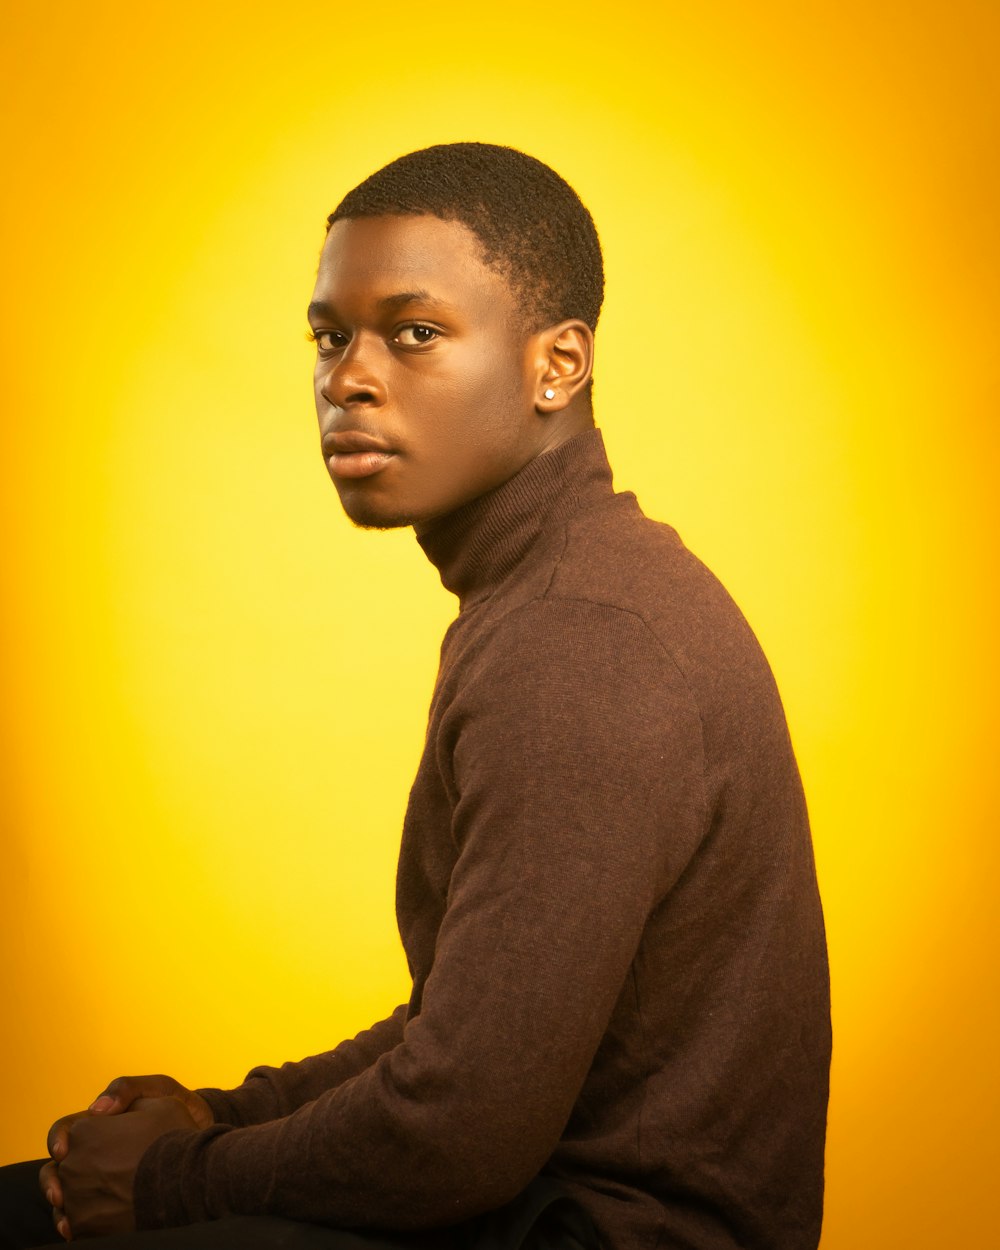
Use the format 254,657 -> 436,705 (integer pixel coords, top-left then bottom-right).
322,428 -> 397,480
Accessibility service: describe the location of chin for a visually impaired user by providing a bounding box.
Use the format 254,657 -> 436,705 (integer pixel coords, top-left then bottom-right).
337,491 -> 422,532
334,473 -> 476,533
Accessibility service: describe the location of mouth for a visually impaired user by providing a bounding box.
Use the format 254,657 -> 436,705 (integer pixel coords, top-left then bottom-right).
322,429 -> 397,480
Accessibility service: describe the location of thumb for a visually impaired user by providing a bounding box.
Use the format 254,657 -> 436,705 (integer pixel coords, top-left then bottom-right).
89,1075 -> 139,1115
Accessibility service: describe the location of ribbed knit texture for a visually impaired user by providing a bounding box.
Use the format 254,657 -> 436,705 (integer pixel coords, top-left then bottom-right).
134,429 -> 830,1249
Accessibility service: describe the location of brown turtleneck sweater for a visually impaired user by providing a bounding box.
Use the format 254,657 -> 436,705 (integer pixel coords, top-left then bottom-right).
134,429 -> 831,1249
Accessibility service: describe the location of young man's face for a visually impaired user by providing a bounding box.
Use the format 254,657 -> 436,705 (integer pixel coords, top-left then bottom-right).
308,213 -> 548,532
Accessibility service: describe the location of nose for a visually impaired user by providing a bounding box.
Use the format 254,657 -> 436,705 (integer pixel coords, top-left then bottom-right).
317,333 -> 386,410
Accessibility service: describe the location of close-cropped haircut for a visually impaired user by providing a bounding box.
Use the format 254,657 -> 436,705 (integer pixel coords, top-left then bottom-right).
327,143 -> 604,335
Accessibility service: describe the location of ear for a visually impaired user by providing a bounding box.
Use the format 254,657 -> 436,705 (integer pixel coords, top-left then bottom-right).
533,320 -> 594,414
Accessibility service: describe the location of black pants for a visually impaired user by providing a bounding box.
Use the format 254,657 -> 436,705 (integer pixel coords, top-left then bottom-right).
0,1160 -> 598,1249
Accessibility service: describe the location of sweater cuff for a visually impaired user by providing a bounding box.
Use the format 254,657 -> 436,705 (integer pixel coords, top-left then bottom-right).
133,1124 -> 233,1229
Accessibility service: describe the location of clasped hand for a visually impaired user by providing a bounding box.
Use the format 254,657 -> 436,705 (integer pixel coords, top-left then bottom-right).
41,1075 -> 212,1241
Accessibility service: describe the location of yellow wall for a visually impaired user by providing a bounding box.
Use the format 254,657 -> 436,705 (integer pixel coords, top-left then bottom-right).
2,3 -> 996,1245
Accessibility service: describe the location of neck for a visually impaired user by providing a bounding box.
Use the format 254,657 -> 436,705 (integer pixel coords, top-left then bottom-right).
416,428 -> 614,605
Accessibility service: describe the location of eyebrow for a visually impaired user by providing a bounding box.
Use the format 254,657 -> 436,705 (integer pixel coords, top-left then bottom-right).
306,291 -> 453,321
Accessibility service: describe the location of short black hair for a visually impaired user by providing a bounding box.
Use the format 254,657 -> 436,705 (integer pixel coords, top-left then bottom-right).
327,142 -> 604,335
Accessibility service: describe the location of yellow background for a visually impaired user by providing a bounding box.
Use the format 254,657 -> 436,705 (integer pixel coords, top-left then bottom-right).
2,2 -> 997,1245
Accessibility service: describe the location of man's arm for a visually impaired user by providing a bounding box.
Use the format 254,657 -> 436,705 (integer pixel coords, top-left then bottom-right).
44,1006 -> 409,1235
131,598 -> 706,1232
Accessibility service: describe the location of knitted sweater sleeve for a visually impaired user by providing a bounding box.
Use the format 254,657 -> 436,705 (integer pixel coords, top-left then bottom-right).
133,596 -> 706,1231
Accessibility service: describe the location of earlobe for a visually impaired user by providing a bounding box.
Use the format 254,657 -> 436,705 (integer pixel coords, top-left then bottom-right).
536,320 -> 594,413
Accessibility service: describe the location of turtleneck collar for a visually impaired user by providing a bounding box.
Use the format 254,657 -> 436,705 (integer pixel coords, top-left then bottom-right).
416,427 -> 615,605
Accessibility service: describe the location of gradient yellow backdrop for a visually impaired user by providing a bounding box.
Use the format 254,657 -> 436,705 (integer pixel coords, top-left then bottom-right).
2,3 -> 997,1246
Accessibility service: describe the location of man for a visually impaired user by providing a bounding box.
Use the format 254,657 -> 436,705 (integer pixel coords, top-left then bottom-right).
1,143 -> 830,1249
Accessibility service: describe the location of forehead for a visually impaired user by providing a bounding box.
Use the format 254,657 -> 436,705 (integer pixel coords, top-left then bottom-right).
313,214 -> 514,315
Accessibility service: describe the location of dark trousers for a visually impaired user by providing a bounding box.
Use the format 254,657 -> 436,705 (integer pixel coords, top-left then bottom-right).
0,1160 -> 598,1250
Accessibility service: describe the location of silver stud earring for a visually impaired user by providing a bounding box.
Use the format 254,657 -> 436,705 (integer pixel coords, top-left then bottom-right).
543,388 -> 556,400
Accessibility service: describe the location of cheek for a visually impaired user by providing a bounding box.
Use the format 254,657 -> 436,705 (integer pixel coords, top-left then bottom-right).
419,345 -> 529,439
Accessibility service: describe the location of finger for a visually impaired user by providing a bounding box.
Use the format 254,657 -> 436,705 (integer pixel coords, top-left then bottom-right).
48,1193 -> 70,1242
46,1114 -> 82,1160
39,1159 -> 64,1210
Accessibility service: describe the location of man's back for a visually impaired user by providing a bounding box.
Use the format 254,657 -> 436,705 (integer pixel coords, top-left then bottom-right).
393,429 -> 830,1247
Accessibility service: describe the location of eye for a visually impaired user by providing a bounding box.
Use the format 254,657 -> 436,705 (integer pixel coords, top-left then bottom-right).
394,324 -> 439,348
307,329 -> 348,353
